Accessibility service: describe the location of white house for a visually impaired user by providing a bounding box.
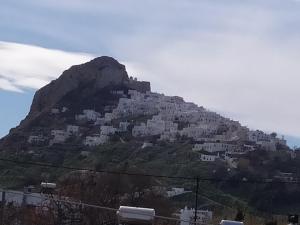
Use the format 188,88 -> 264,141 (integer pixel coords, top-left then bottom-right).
166,188 -> 188,198
100,126 -> 117,135
147,115 -> 165,136
84,135 -> 109,146
110,90 -> 124,95
94,117 -> 106,126
49,130 -> 69,145
181,125 -> 217,140
61,107 -> 68,113
200,153 -> 219,162
132,123 -> 147,137
248,130 -> 271,142
225,153 -> 239,169
160,131 -> 177,142
51,108 -> 60,114
141,142 -> 153,149
119,122 -> 130,132
28,135 -> 45,144
104,113 -> 114,122
289,150 -> 297,159
84,110 -> 101,121
271,136 -> 287,146
193,143 -> 238,153
242,145 -> 256,152
0,190 -> 45,207
258,141 -> 276,151
165,121 -> 178,132
66,125 -> 79,135
76,110 -> 100,121
180,207 -> 212,225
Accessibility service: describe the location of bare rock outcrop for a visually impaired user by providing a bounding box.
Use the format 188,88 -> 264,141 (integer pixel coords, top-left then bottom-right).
0,56 -> 150,150
22,56 -> 149,127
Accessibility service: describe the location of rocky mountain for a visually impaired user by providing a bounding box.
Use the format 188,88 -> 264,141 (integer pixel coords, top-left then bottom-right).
1,56 -> 300,215
0,56 -> 150,151
0,56 -> 289,155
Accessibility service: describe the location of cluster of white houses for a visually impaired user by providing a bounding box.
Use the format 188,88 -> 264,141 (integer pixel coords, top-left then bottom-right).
28,89 -> 288,156
28,125 -> 80,145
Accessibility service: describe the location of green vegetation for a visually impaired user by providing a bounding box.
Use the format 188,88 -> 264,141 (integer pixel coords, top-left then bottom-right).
0,140 -> 299,217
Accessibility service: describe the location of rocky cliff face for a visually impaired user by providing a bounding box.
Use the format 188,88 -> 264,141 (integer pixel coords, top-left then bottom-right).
25,56 -> 149,126
30,57 -> 129,115
0,56 -> 150,151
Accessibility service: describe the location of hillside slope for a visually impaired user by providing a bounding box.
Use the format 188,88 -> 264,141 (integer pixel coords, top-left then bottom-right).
0,56 -> 299,215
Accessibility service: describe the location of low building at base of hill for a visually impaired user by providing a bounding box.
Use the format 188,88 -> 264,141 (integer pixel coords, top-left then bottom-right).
180,206 -> 212,225
166,188 -> 191,198
200,153 -> 219,162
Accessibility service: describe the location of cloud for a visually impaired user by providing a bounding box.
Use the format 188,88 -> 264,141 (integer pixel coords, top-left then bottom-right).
0,77 -> 22,92
1,0 -> 300,141
123,31 -> 300,137
0,41 -> 94,92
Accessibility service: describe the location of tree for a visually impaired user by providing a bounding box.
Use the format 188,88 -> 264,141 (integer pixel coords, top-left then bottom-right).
234,209 -> 244,222
55,170 -> 173,225
270,132 -> 277,138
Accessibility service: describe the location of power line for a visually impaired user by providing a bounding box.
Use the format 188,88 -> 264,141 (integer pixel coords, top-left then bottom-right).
0,157 -> 194,180
0,189 -> 207,225
0,157 -> 299,184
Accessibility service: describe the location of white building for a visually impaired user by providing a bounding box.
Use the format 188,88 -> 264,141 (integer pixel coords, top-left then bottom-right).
61,107 -> 68,113
51,108 -> 60,114
132,114 -> 179,138
84,135 -> 109,146
119,122 -> 130,132
166,188 -> 188,198
200,153 -> 219,162
147,115 -> 166,136
160,131 -> 177,142
258,141 -> 276,151
227,148 -> 247,154
66,125 -> 79,135
225,153 -> 239,169
248,130 -> 271,142
180,207 -> 212,225
181,125 -> 217,140
94,117 -> 106,126
100,126 -> 117,136
193,143 -> 238,153
0,190 -> 45,207
104,113 -> 114,122
132,123 -> 147,137
141,142 -> 153,149
49,130 -> 69,145
271,136 -> 287,146
289,150 -> 297,159
76,110 -> 101,121
165,121 -> 178,132
80,151 -> 90,157
28,135 -> 45,144
110,90 -> 124,95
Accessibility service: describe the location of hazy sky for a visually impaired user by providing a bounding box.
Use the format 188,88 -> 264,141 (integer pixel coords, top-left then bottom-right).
0,0 -> 300,147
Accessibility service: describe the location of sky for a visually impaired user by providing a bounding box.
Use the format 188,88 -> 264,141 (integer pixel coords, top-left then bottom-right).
0,0 -> 300,147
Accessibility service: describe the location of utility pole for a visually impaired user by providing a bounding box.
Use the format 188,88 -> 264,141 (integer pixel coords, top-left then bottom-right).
0,191 -> 5,225
194,177 -> 199,224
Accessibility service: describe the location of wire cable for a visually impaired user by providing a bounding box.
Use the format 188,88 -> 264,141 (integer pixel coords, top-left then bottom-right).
0,157 -> 299,184
0,188 -> 210,225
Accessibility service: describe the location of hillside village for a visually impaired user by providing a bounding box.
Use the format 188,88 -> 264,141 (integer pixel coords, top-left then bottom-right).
1,57 -> 300,224
27,86 -> 290,170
